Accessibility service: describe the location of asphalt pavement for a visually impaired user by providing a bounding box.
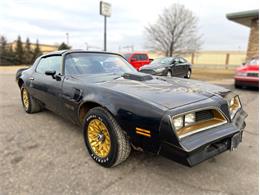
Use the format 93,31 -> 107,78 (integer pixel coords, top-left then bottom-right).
0,70 -> 258,195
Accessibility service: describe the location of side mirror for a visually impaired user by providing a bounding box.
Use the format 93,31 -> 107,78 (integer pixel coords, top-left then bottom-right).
45,70 -> 56,79
131,58 -> 137,62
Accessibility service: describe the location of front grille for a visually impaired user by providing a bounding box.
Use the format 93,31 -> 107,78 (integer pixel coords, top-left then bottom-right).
140,69 -> 155,74
247,72 -> 259,77
195,110 -> 214,122
220,104 -> 230,117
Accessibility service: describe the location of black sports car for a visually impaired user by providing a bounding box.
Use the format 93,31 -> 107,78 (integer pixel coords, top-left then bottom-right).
16,50 -> 247,168
139,56 -> 192,78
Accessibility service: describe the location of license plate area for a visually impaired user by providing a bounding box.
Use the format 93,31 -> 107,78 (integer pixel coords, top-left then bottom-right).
230,132 -> 242,151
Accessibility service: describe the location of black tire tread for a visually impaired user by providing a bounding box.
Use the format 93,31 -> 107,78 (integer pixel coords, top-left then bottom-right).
30,96 -> 42,113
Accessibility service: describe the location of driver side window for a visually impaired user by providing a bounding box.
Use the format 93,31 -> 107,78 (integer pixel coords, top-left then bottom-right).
36,56 -> 62,74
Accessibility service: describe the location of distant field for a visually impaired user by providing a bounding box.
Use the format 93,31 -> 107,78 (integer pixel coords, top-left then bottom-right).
0,65 -> 29,74
192,67 -> 235,81
0,65 -> 235,81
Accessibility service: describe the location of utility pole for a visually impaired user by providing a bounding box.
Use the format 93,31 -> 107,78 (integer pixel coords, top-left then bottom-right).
100,1 -> 111,51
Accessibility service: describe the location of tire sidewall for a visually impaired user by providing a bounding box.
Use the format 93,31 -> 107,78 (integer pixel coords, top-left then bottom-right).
83,109 -> 118,167
166,70 -> 172,77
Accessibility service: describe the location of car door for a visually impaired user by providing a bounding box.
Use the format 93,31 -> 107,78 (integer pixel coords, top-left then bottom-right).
172,58 -> 186,77
178,57 -> 189,77
134,54 -> 150,70
140,54 -> 149,66
130,54 -> 141,70
59,53 -> 85,124
29,55 -> 64,114
171,58 -> 181,77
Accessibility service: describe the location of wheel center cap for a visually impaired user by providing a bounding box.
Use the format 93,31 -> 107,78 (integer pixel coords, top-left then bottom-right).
97,133 -> 105,142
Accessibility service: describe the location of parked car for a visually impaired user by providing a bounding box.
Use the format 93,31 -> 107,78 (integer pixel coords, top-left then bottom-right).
123,52 -> 151,70
139,56 -> 192,78
234,57 -> 259,88
16,50 -> 247,168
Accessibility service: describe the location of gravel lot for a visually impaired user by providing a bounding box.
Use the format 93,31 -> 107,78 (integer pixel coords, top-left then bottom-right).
0,68 -> 258,195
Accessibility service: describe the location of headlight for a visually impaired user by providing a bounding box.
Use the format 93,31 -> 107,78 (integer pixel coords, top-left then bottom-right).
154,68 -> 165,72
229,96 -> 241,119
173,116 -> 184,130
173,113 -> 195,131
236,72 -> 247,77
184,113 -> 195,126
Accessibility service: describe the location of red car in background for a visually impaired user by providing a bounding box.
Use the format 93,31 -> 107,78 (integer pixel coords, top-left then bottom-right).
234,57 -> 259,88
123,52 -> 152,70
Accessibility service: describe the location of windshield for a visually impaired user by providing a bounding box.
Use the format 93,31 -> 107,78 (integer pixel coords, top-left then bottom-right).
123,54 -> 131,60
64,53 -> 137,75
248,58 -> 259,66
151,57 -> 173,65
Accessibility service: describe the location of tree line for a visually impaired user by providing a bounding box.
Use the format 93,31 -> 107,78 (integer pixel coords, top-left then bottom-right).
0,35 -> 43,65
0,35 -> 71,65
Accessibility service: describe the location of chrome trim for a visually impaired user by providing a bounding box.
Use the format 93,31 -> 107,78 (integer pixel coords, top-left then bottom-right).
178,121 -> 227,139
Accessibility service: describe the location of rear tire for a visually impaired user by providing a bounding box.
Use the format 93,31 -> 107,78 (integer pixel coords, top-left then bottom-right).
21,84 -> 42,113
83,107 -> 131,167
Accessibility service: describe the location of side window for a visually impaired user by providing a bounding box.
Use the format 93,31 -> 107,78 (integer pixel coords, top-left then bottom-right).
132,54 -> 148,61
140,54 -> 148,60
173,58 -> 179,64
36,56 -> 61,74
179,57 -> 186,63
132,54 -> 140,61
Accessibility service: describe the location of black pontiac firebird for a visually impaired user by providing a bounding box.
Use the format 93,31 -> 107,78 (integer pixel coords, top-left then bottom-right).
16,50 -> 247,168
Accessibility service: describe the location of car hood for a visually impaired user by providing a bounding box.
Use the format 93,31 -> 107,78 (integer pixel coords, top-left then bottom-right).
236,64 -> 259,72
141,63 -> 168,70
81,74 -> 230,109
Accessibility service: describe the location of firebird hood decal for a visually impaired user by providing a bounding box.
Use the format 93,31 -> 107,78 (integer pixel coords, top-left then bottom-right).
78,75 -> 230,109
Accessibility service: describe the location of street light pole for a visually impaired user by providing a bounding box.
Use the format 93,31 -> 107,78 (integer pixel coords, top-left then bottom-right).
100,1 -> 111,52
104,16 -> 107,51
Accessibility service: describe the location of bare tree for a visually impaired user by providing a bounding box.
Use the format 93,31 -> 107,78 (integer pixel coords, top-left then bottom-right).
145,4 -> 202,56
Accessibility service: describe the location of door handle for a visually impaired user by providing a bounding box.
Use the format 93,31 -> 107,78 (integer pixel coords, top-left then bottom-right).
29,77 -> 34,80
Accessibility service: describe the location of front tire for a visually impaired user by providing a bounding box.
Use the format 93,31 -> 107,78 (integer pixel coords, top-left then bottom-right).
185,69 -> 191,79
83,107 -> 131,167
20,84 -> 42,113
166,70 -> 172,77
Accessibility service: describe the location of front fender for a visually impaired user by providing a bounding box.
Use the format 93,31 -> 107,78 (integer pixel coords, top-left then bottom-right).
80,87 -> 165,152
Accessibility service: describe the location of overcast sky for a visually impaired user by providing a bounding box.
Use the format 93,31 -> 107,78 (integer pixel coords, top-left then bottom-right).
0,0 -> 258,52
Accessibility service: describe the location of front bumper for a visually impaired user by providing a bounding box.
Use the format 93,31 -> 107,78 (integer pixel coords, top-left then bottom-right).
235,76 -> 259,87
159,108 -> 247,167
140,69 -> 167,76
